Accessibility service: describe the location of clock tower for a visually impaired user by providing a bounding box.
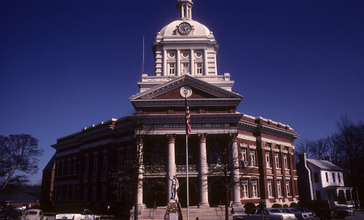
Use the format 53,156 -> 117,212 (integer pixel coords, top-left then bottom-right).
138,0 -> 234,93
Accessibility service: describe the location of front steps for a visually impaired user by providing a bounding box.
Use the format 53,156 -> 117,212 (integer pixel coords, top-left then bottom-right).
133,205 -> 244,220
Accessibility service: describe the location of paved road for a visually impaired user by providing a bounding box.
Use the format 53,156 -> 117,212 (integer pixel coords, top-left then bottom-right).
343,210 -> 364,220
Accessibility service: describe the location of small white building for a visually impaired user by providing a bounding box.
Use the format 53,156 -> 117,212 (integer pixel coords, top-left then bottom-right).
297,153 -> 353,203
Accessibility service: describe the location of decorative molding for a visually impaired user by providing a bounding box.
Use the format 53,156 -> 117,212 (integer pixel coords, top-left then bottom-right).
198,133 -> 207,142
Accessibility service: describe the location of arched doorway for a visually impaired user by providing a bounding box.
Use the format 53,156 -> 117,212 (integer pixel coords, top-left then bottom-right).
209,178 -> 228,207
178,178 -> 199,207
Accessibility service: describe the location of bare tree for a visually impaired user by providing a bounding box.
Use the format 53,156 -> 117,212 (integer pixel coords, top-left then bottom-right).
0,134 -> 44,192
109,114 -> 155,220
295,116 -> 364,201
207,133 -> 255,220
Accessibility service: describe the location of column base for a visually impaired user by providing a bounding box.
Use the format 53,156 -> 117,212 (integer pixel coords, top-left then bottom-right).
198,202 -> 210,208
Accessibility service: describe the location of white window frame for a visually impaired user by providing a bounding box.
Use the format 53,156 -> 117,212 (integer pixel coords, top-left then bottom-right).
252,180 -> 258,197
286,180 -> 290,197
268,180 -> 272,197
266,152 -> 270,167
242,180 -> 249,198
284,155 -> 288,169
169,63 -> 175,75
241,148 -> 247,162
250,150 -> 256,167
275,153 -> 280,168
277,180 -> 282,197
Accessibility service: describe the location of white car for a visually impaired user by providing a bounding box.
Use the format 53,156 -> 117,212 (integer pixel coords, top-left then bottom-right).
334,201 -> 354,209
21,209 -> 44,220
55,209 -> 101,220
234,208 -> 297,220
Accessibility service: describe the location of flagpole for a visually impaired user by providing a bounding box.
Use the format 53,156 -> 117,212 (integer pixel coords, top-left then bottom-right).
184,92 -> 190,220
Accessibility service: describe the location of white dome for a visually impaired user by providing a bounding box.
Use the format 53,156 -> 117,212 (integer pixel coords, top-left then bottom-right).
158,20 -> 212,38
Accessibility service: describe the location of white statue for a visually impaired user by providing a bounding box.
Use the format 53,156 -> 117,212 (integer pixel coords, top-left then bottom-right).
170,175 -> 179,202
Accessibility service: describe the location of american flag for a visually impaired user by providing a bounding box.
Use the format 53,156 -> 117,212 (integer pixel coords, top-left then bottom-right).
186,101 -> 191,136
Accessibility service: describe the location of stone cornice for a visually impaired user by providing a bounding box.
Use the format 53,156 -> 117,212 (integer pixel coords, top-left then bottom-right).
130,98 -> 242,108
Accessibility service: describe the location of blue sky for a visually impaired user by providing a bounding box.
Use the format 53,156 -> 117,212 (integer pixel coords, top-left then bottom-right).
1,0 -> 363,185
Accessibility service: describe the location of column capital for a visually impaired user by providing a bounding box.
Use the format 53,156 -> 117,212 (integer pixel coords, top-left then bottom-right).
230,133 -> 238,142
166,134 -> 176,143
136,135 -> 143,144
198,133 -> 207,142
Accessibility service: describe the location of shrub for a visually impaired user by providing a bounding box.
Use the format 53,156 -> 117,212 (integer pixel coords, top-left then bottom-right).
271,203 -> 282,208
244,202 -> 255,213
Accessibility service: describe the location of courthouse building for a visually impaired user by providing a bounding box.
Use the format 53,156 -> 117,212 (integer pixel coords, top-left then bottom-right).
42,0 -> 299,218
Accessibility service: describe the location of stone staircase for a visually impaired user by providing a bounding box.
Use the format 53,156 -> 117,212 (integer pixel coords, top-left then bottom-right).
135,205 -> 243,220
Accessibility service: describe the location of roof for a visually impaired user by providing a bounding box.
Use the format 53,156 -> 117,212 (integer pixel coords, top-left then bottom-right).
306,159 -> 343,171
0,192 -> 40,203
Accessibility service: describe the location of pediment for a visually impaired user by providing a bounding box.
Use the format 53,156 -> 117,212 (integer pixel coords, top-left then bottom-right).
129,75 -> 243,101
129,75 -> 243,109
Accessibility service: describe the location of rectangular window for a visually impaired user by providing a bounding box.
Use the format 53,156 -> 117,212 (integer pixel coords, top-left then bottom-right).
85,157 -> 89,172
277,180 -> 282,197
103,153 -> 108,170
252,180 -> 258,197
286,180 -> 290,196
94,156 -> 98,171
92,184 -> 97,200
284,155 -> 288,169
326,172 -> 329,182
265,152 -> 270,167
314,172 -> 320,183
68,160 -> 71,175
338,173 -> 341,183
242,180 -> 249,198
169,63 -> 175,75
102,183 -> 107,201
332,173 -> 336,182
61,161 -> 64,176
196,63 -> 203,74
241,148 -> 247,162
275,153 -> 280,168
83,184 -> 88,200
250,150 -> 256,167
73,159 -> 77,174
268,180 -> 272,197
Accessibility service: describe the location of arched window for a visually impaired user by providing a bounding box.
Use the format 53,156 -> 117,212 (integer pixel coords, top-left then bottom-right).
177,144 -> 195,165
208,143 -> 224,165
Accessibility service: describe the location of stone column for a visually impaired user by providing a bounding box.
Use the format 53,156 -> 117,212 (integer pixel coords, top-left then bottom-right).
136,136 -> 144,207
198,133 -> 209,207
177,49 -> 181,76
230,133 -> 242,207
167,134 -> 176,203
190,49 -> 194,76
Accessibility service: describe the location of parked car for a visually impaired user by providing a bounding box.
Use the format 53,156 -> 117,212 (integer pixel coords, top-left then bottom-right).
21,209 -> 44,220
298,200 -> 337,220
55,209 -> 101,220
233,208 -> 297,220
337,209 -> 355,219
295,207 -> 316,219
334,201 -> 354,209
280,207 -> 315,220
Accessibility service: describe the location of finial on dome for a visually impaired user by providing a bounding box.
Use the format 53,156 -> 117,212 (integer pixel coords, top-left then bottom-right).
176,0 -> 193,20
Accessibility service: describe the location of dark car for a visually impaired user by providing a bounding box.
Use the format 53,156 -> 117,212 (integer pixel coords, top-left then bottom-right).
298,200 -> 337,220
337,209 -> 355,219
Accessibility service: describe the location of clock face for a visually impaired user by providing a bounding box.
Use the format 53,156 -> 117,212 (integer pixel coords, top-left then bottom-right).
178,22 -> 192,35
